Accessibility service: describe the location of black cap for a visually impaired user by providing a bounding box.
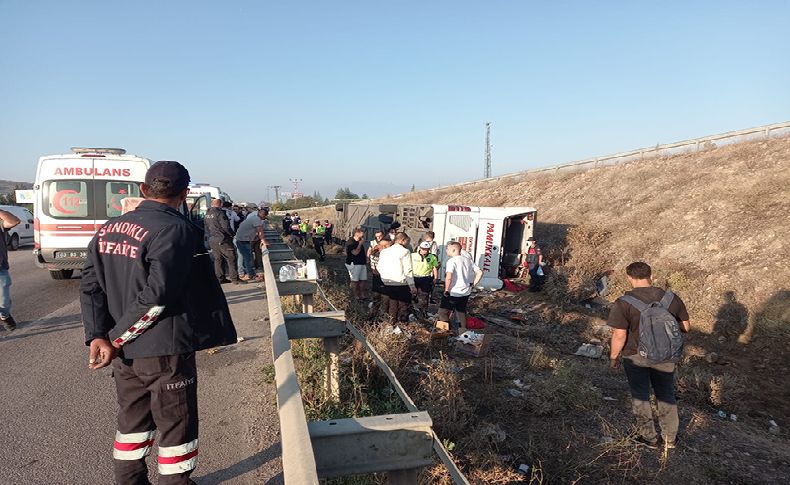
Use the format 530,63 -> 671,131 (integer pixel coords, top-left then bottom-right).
527,236 -> 536,241
145,161 -> 190,192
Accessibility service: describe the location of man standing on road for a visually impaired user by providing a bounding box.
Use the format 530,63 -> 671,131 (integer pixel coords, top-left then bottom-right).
235,208 -> 269,282
0,207 -> 21,331
80,161 -> 237,484
607,261 -> 690,449
205,198 -> 242,284
378,233 -> 417,324
437,241 -> 483,334
223,201 -> 240,231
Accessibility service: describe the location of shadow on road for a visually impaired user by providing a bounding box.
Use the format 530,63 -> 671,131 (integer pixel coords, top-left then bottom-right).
195,441 -> 282,484
0,313 -> 82,343
224,287 -> 265,306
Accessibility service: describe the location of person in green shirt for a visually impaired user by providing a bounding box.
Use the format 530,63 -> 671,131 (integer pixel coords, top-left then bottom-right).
312,221 -> 326,261
298,220 -> 309,246
411,241 -> 440,312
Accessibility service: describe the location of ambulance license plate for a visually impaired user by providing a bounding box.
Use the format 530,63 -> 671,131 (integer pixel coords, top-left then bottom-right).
55,251 -> 87,259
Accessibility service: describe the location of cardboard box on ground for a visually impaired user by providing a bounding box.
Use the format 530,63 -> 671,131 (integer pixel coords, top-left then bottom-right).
432,321 -> 492,357
455,333 -> 492,357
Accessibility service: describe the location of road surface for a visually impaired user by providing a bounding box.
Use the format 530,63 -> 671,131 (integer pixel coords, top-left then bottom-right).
0,249 -> 283,484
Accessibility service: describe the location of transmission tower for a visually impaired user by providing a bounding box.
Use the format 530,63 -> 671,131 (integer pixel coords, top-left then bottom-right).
289,178 -> 303,199
484,122 -> 492,179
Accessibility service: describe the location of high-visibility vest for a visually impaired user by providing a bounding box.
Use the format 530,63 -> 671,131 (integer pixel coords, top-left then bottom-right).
411,252 -> 439,277
314,225 -> 326,236
299,223 -> 308,233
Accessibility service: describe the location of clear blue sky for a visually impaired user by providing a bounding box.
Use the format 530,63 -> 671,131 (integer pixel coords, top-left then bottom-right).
1,1 -> 788,202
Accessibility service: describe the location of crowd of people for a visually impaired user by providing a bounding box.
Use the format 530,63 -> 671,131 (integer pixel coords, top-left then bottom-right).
281,213 -> 333,261
337,227 -> 485,334
205,200 -> 270,283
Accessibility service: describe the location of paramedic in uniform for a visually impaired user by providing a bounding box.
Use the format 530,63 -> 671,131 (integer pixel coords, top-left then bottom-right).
80,161 -> 237,485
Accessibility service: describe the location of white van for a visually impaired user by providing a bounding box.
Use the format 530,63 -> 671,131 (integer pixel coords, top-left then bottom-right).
0,205 -> 35,250
33,148 -> 151,279
188,184 -> 232,204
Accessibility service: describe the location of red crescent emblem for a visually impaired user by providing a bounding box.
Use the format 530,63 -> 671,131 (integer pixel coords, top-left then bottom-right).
111,196 -> 123,211
53,190 -> 78,214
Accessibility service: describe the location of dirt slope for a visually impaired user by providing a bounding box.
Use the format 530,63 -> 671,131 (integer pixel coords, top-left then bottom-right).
374,136 -> 789,329
296,136 -> 790,481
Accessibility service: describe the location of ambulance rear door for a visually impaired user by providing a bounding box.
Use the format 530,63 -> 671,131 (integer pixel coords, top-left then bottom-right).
35,155 -> 99,276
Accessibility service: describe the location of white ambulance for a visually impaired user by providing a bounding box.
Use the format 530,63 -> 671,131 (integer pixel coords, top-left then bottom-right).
33,148 -> 151,279
188,184 -> 232,204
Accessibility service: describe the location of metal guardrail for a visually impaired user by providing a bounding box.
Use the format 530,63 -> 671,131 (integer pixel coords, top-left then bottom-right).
261,236 -> 320,485
386,121 -> 790,198
261,226 -> 470,484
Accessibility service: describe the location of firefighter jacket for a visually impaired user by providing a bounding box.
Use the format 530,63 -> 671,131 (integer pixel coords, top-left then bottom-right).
205,206 -> 234,243
80,200 -> 237,359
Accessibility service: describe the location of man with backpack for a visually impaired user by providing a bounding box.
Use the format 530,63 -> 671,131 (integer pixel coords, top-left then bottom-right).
608,262 -> 690,449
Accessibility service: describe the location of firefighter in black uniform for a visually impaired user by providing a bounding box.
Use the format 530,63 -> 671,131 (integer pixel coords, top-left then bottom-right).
205,198 -> 242,284
80,161 -> 237,485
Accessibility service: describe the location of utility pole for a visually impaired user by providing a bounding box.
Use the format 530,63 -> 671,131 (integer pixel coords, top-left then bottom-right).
484,122 -> 492,179
269,185 -> 282,204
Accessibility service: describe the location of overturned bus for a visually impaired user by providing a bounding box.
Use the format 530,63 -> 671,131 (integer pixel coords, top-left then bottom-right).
334,203 -> 537,289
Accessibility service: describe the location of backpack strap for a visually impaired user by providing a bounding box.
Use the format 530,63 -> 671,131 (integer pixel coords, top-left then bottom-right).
619,295 -> 649,312
659,289 -> 675,309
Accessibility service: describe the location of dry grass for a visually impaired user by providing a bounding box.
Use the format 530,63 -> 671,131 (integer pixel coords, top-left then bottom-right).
416,354 -> 473,439
543,224 -> 613,307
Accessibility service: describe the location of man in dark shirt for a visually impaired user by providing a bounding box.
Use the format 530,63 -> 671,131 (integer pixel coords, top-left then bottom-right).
205,198 -> 242,284
345,228 -> 368,299
608,261 -> 690,449
80,161 -> 237,484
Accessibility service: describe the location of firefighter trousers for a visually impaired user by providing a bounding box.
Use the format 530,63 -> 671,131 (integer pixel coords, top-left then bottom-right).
112,353 -> 199,485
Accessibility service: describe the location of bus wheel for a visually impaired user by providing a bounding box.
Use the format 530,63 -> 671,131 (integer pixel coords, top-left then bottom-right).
50,270 -> 74,280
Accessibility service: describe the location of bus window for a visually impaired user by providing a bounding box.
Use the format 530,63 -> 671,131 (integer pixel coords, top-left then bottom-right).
44,180 -> 90,218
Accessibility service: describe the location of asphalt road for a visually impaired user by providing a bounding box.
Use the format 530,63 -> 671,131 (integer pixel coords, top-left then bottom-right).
0,250 -> 283,484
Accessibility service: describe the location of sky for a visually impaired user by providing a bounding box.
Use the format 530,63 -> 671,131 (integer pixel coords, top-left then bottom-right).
1,1 -> 788,202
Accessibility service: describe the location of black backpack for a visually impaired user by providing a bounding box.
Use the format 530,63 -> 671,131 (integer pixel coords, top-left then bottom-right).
619,290 -> 684,364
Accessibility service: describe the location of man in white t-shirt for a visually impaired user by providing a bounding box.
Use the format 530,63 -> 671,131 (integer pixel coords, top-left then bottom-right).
438,241 -> 483,334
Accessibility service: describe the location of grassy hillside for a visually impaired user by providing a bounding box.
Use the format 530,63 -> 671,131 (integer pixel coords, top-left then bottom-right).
291,136 -> 790,482
381,137 -> 789,332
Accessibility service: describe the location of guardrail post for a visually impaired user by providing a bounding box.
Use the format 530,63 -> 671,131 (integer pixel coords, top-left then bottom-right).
303,293 -> 314,313
323,337 -> 341,401
388,469 -> 420,484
